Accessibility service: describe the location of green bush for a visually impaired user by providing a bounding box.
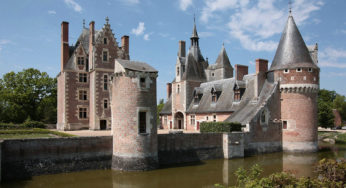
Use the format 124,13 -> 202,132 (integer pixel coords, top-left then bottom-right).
22,120 -> 46,128
200,122 -> 242,133
0,123 -> 27,130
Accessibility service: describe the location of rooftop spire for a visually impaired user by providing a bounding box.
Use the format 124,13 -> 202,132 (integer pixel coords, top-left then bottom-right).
288,0 -> 292,15
83,19 -> 85,28
269,14 -> 318,71
105,16 -> 109,25
191,14 -> 199,39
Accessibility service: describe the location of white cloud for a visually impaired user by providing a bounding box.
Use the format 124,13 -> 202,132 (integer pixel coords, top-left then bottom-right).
64,0 -> 82,13
179,0 -> 193,11
48,10 -> 56,15
319,47 -> 346,68
131,22 -> 145,36
0,40 -> 12,52
198,31 -> 214,37
199,0 -> 322,51
143,34 -> 150,41
120,0 -> 139,5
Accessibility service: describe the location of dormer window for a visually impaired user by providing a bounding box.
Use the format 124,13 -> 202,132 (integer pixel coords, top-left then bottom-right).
296,68 -> 302,72
104,38 -> 107,44
284,69 -> 289,74
234,85 -> 245,101
211,86 -> 221,103
77,57 -> 84,65
212,92 -> 217,103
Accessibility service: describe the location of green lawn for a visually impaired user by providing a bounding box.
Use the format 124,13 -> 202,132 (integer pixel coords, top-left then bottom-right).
318,131 -> 346,144
0,128 -> 75,139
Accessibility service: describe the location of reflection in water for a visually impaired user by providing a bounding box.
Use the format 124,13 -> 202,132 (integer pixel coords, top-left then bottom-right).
1,143 -> 345,188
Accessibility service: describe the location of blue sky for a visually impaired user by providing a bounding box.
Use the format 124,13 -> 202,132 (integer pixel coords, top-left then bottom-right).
0,0 -> 345,101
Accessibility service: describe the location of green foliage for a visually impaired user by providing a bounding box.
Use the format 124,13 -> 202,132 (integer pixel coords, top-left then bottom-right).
0,128 -> 74,138
157,99 -> 165,127
0,68 -> 57,124
318,102 -> 335,128
22,120 -> 46,128
318,131 -> 346,144
215,159 -> 345,188
200,122 -> 242,133
333,94 -> 346,121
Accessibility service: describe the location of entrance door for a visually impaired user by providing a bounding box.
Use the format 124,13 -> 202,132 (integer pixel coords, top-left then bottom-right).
197,121 -> 200,130
170,121 -> 172,129
178,120 -> 182,129
100,120 -> 107,130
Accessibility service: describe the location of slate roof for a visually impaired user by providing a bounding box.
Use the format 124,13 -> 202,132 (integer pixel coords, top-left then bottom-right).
225,80 -> 278,125
160,96 -> 172,115
115,59 -> 157,72
182,52 -> 206,81
186,75 -> 255,113
270,15 -> 318,71
213,45 -> 233,69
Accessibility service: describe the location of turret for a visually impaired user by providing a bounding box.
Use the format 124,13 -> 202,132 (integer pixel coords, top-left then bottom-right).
269,13 -> 319,152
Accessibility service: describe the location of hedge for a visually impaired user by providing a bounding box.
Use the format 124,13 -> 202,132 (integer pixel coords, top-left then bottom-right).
0,121 -> 46,130
200,122 -> 242,133
0,128 -> 74,137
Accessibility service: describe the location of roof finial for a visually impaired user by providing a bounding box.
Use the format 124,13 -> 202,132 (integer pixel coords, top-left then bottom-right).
105,16 -> 109,25
222,42 -> 224,47
288,0 -> 292,15
194,13 -> 196,24
83,19 -> 85,28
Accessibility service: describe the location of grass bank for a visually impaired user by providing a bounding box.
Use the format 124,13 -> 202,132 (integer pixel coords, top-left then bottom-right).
0,128 -> 75,139
318,131 -> 346,144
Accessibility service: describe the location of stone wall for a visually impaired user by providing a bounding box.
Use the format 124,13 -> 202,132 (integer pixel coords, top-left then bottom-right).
1,136 -> 112,181
158,133 -> 224,165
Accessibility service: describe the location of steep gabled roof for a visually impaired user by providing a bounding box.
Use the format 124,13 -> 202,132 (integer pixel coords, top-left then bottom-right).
214,45 -> 232,69
182,52 -> 206,81
269,15 -> 318,71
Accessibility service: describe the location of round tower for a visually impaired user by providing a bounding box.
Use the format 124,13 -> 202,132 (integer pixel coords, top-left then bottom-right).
111,59 -> 158,170
269,14 -> 319,152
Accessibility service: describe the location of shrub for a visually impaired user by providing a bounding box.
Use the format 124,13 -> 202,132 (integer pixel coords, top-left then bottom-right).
200,122 -> 242,133
0,123 -> 27,130
22,120 -> 46,128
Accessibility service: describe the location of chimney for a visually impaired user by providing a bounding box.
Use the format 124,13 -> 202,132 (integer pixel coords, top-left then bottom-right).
61,21 -> 69,71
256,59 -> 268,74
166,83 -> 172,99
178,40 -> 186,57
121,35 -> 129,55
89,21 -> 95,70
235,64 -> 248,80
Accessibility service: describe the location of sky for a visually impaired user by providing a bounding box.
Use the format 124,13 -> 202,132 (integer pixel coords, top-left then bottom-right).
0,0 -> 345,102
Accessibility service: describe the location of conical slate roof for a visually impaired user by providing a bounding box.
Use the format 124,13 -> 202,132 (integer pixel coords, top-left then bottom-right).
191,19 -> 199,39
215,45 -> 232,69
269,15 -> 318,71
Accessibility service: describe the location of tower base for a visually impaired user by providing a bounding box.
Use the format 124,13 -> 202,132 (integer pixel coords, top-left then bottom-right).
283,141 -> 318,153
112,155 -> 158,171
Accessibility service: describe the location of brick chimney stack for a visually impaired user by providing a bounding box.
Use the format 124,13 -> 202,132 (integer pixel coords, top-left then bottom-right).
89,21 -> 95,69
121,35 -> 129,55
61,21 -> 69,72
166,83 -> 172,99
235,64 -> 248,80
178,40 -> 186,57
256,59 -> 268,74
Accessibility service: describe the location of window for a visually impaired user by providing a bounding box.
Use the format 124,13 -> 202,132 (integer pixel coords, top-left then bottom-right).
261,110 -> 266,123
104,38 -> 107,44
308,68 -> 313,72
164,116 -> 168,125
77,57 -> 84,65
283,121 -> 287,129
234,88 -> 245,101
284,69 -> 289,74
79,108 -> 87,119
194,94 -> 200,105
104,75 -> 108,90
206,116 -> 208,121
211,72 -> 215,77
177,67 -> 180,76
140,77 -> 146,88
79,73 -> 87,83
212,92 -> 217,103
104,99 -> 108,109
177,85 -> 180,93
79,90 -> 87,100
139,111 -> 146,134
103,51 -> 108,61
296,68 -> 302,72
190,115 -> 195,126
213,115 -> 216,122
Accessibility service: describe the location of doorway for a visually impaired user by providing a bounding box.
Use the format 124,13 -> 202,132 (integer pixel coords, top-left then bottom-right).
174,112 -> 184,129
100,120 -> 107,130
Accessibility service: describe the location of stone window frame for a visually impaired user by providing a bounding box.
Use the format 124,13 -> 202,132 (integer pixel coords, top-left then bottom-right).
77,56 -> 85,65
79,73 -> 87,83
77,106 -> 88,120
137,107 -> 152,135
284,69 -> 289,74
190,114 -> 196,126
102,48 -> 109,62
103,98 -> 108,109
282,120 -> 288,130
103,74 -> 109,91
296,67 -> 302,72
78,89 -> 88,101
260,108 -> 270,126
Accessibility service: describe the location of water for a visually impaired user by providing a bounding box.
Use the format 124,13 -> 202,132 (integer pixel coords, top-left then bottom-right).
1,143 -> 345,188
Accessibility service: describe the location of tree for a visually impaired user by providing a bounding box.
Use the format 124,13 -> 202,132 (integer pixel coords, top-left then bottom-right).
157,99 -> 165,127
0,68 -> 57,123
318,89 -> 337,128
333,94 -> 346,121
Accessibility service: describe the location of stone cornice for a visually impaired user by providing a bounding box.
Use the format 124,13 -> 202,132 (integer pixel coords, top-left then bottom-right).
280,83 -> 319,93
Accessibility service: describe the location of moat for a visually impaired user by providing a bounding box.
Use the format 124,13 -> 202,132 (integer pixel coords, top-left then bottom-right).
1,143 -> 345,188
